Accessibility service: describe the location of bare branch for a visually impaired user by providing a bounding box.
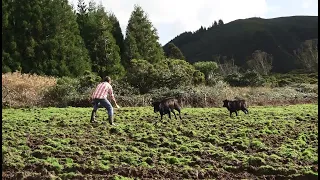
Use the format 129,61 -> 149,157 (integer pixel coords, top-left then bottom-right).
247,50 -> 273,75
294,39 -> 318,72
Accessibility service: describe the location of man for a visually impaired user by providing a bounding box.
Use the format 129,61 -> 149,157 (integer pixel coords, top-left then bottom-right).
90,76 -> 120,125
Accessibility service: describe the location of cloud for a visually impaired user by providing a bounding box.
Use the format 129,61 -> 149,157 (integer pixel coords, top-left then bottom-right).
69,0 -> 268,45
301,0 -> 316,9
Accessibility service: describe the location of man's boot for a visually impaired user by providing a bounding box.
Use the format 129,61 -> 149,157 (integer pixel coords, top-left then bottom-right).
90,110 -> 97,123
108,116 -> 116,126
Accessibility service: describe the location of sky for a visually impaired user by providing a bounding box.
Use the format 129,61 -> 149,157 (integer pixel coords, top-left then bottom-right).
68,0 -> 318,45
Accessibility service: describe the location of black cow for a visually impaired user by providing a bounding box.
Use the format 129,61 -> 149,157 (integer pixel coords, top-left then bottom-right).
223,99 -> 249,117
152,98 -> 182,122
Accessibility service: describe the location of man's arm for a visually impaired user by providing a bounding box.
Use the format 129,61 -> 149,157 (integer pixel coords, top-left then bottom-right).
109,87 -> 120,108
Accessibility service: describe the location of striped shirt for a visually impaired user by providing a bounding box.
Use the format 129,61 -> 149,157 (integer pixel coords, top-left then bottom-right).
91,82 -> 115,100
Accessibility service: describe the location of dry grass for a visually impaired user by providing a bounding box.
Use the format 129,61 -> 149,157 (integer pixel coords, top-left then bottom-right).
177,81 -> 318,107
231,85 -> 318,106
2,73 -> 318,108
2,72 -> 57,108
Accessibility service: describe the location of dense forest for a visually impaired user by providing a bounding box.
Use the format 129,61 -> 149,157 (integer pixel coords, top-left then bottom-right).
2,0 -> 318,92
2,0 -> 164,78
163,16 -> 318,73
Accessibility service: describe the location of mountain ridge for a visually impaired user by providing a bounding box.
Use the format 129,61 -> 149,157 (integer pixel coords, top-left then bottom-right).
163,16 -> 318,73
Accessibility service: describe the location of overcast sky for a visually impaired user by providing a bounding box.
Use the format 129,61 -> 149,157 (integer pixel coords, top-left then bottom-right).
68,0 -> 318,45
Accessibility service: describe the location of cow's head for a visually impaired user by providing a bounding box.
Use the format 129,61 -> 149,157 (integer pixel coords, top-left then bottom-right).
152,101 -> 161,113
222,100 -> 229,107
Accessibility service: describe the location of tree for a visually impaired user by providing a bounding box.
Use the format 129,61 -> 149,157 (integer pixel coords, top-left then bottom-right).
165,59 -> 198,88
196,26 -> 206,33
2,0 -> 21,72
241,70 -> 265,86
126,58 -> 202,93
165,43 -> 185,60
109,13 -> 125,62
213,21 -> 218,26
215,56 -> 240,76
193,61 -> 218,84
193,70 -> 205,85
247,50 -> 273,75
123,32 -> 141,67
123,5 -> 165,67
224,70 -> 265,87
218,19 -> 224,25
46,0 -> 91,77
126,59 -> 155,93
3,0 -> 91,77
76,1 -> 125,79
76,0 -> 88,37
293,39 -> 318,72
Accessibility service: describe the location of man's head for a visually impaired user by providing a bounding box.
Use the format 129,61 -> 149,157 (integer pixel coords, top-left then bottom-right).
103,76 -> 112,83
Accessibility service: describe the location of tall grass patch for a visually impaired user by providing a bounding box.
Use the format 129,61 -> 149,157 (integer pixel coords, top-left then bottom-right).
2,72 -> 56,108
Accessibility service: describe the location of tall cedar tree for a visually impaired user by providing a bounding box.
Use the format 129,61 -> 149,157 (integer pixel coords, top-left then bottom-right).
109,13 -> 125,62
218,19 -> 224,25
77,1 -> 125,79
166,43 -> 185,60
123,5 -> 164,67
3,0 -> 91,77
2,0 -> 21,72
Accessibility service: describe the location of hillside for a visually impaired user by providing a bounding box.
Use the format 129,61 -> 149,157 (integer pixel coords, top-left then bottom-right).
163,16 -> 318,73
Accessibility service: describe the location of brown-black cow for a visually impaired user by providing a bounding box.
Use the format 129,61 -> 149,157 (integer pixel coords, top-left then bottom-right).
223,99 -> 249,117
152,98 -> 182,122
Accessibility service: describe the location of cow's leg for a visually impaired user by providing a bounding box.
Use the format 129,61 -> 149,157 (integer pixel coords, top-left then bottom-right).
177,108 -> 182,120
154,112 -> 163,125
168,111 -> 171,119
235,111 -> 238,116
229,111 -> 232,117
171,109 -> 177,119
242,108 -> 248,114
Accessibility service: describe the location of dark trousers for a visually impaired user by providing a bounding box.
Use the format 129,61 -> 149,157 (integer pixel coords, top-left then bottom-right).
92,98 -> 113,116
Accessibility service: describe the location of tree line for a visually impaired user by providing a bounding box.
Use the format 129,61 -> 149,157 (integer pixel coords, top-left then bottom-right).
2,0 -> 214,93
3,0 -> 317,94
2,0 -> 167,78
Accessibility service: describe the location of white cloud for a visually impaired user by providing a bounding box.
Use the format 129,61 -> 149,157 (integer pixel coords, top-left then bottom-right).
69,0 -> 268,45
302,0 -> 315,9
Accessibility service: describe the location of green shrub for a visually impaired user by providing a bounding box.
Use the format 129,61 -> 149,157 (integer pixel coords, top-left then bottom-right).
42,77 -> 81,107
242,70 -> 265,87
278,79 -> 291,87
291,83 -> 318,93
225,73 -> 242,86
224,71 -> 265,87
78,70 -> 101,93
112,79 -> 140,96
268,73 -> 318,87
206,73 -> 225,86
192,70 -> 205,85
